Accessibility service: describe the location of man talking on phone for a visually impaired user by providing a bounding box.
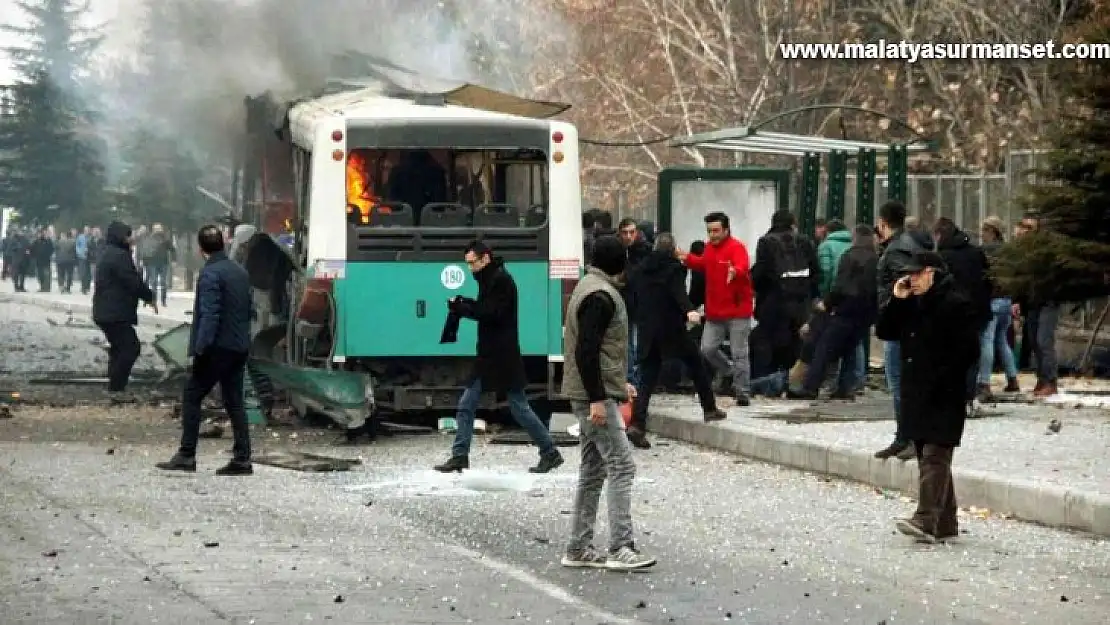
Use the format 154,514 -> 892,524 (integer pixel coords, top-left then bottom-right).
876,250 -> 978,542
560,235 -> 655,571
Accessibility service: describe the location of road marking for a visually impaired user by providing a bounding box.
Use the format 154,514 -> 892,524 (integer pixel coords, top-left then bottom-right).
444,543 -> 646,625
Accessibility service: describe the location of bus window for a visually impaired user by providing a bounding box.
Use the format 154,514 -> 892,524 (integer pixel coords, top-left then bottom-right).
348,148 -> 547,228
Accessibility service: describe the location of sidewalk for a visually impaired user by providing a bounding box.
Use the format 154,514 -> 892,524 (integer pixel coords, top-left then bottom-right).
646,391 -> 1110,537
0,281 -> 192,329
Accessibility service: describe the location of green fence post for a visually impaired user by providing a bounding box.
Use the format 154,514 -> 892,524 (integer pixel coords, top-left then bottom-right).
799,153 -> 821,236
887,144 -> 908,204
825,150 -> 848,221
856,148 -> 877,225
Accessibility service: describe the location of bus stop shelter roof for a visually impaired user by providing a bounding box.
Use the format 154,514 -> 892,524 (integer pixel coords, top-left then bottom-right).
667,127 -> 932,156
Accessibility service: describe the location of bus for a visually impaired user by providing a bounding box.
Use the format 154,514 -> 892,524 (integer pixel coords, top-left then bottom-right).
239,81 -> 584,434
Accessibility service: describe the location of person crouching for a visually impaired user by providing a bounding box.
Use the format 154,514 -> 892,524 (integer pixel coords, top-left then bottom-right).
876,250 -> 979,543
560,235 -> 655,571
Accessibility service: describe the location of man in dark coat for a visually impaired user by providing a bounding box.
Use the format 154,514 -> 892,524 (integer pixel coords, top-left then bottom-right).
932,218 -> 991,404
30,229 -> 54,292
91,221 -> 156,400
876,250 -> 979,543
157,225 -> 255,476
789,225 -> 879,399
627,233 -> 726,449
434,241 -> 563,474
751,210 -> 819,375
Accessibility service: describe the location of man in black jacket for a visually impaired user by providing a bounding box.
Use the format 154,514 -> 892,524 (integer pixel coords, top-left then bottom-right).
751,210 -> 819,375
627,233 -> 725,449
873,201 -> 926,460
876,250 -> 979,543
434,241 -> 563,474
618,218 -> 651,390
92,221 -> 156,401
789,225 -> 879,399
157,225 -> 255,476
30,229 -> 54,292
932,218 -> 991,405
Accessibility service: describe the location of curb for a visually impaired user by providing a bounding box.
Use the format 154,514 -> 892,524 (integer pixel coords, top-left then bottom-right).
648,408 -> 1110,538
0,293 -> 189,330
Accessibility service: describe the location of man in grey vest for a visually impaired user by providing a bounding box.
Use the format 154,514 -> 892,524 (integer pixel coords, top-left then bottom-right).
559,235 -> 656,571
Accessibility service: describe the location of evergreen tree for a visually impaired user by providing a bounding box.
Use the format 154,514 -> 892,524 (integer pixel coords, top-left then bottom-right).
0,0 -> 105,225
991,12 -> 1110,305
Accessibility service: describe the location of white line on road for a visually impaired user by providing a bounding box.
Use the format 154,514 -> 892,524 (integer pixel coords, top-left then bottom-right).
444,543 -> 647,625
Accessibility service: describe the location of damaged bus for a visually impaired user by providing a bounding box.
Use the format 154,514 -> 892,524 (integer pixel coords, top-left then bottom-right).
237,74 -> 584,437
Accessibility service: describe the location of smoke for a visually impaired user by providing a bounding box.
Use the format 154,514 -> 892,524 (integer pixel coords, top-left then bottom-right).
91,0 -> 577,183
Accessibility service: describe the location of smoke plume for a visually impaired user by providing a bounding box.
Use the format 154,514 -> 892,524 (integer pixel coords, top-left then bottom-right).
93,0 -> 576,182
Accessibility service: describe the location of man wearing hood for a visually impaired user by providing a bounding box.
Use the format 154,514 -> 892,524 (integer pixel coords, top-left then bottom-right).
932,218 -> 991,406
434,241 -> 563,474
876,250 -> 979,543
751,210 -> 819,375
92,221 -> 156,401
627,233 -> 726,449
559,234 -> 655,571
873,200 -> 927,461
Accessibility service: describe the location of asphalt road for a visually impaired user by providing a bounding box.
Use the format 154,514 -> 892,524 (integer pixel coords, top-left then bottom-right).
2,297 -> 1110,624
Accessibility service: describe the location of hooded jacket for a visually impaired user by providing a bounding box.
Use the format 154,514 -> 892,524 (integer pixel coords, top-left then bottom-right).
92,221 -> 154,325
630,249 -> 695,351
935,228 -> 991,327
683,236 -> 753,320
816,229 -> 852,298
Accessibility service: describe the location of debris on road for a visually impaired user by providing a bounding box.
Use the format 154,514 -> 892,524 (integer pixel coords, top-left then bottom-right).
253,450 -> 362,472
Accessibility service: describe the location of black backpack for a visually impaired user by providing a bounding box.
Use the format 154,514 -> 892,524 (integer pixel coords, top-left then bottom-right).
769,232 -> 813,299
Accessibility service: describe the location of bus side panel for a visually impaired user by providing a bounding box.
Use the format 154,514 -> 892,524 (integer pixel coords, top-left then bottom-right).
547,278 -> 564,359
339,261 -> 550,357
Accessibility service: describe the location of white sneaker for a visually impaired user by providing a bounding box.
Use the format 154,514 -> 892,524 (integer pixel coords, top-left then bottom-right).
604,545 -> 656,570
561,545 -> 608,568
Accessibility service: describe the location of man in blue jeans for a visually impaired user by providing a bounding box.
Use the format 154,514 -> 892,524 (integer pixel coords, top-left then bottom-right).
434,241 -> 563,474
873,201 -> 926,460
618,218 -> 651,388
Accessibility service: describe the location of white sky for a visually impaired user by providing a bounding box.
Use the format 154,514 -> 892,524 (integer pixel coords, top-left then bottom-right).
0,0 -> 141,84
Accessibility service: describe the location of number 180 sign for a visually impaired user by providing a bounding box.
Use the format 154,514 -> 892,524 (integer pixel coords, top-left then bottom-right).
440,265 -> 466,290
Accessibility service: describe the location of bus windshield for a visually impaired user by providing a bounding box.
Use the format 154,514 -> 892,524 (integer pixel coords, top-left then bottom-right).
346,148 -> 548,228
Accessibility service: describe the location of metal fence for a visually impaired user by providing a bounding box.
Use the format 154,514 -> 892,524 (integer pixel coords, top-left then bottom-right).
582,149 -> 1046,235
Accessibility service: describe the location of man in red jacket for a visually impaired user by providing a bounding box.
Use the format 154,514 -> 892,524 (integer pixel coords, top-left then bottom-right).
680,212 -> 754,406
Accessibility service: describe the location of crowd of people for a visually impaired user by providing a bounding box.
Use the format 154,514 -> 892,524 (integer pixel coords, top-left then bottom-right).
2,203 -> 1063,565
1,222 -> 182,306
527,201 -> 1058,564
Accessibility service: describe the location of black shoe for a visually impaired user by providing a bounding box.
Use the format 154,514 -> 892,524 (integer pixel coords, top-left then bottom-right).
215,461 -> 253,476
874,440 -> 909,459
827,391 -> 855,401
155,455 -> 197,473
434,455 -> 469,473
785,389 -> 818,400
703,408 -> 727,423
733,393 -> 751,407
529,451 -> 564,474
626,427 -> 651,449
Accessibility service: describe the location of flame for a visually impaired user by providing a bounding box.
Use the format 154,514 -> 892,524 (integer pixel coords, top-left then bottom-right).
346,151 -> 376,224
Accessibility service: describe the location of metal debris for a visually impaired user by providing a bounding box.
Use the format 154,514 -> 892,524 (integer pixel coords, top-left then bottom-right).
252,450 -> 362,472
